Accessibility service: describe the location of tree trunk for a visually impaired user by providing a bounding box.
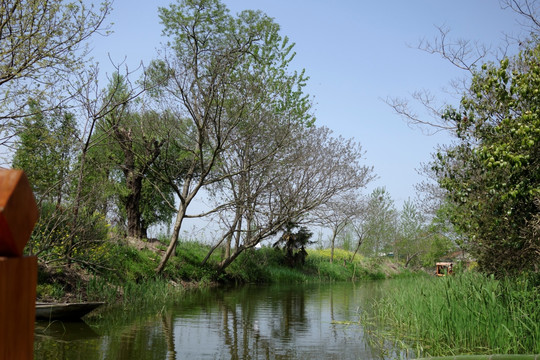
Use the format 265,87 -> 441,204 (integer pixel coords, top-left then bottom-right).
404,251 -> 421,268
202,212 -> 242,266
350,236 -> 364,263
125,171 -> 143,238
224,234 -> 232,261
156,207 -> 185,274
330,232 -> 337,263
140,221 -> 148,240
218,247 -> 245,273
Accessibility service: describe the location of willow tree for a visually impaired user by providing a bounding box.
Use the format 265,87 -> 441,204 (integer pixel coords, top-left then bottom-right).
152,0 -> 313,274
82,74 -> 177,239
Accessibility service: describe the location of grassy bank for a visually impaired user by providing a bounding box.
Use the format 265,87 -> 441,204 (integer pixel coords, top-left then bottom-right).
220,246 -> 409,283
365,272 -> 540,357
36,239 -> 409,306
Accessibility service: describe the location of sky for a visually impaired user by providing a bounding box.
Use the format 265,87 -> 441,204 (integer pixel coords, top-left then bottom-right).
90,0 -> 526,215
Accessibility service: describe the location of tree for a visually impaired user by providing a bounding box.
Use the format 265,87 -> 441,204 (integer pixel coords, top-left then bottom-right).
382,0 -> 540,275
273,222 -> 313,268
433,44 -> 540,274
0,0 -> 111,148
12,100 -> 78,205
61,64 -> 146,265
205,125 -> 373,272
152,0 -> 314,274
394,199 -> 426,267
87,74 -> 175,238
201,94 -> 307,267
359,187 -> 398,257
313,193 -> 364,263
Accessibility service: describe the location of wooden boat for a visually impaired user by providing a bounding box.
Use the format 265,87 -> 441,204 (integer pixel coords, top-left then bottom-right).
35,302 -> 104,320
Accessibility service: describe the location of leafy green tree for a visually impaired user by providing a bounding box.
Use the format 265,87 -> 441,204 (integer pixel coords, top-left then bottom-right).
434,44 -> 540,275
360,187 -> 397,257
12,100 -> 78,204
82,74 -> 177,238
395,199 -> 425,267
11,100 -> 112,267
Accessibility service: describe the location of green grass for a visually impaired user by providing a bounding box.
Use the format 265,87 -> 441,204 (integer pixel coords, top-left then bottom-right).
366,272 -> 540,357
224,246 -> 405,283
38,239 -> 410,307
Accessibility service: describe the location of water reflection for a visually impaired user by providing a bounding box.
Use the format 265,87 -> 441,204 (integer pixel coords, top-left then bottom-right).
34,281 -> 403,359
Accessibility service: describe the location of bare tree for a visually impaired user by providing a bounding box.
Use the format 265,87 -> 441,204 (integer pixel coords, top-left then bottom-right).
201,99 -> 301,266
312,192 -> 365,263
501,0 -> 540,33
385,0 -> 540,135
204,126 -> 374,272
0,0 -> 112,150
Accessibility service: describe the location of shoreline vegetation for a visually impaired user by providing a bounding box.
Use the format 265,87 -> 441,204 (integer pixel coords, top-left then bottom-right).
363,272 -> 540,358
35,237 -> 539,357
35,238 -> 410,306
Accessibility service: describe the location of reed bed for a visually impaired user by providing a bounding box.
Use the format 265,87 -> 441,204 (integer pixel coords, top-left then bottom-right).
368,272 -> 539,357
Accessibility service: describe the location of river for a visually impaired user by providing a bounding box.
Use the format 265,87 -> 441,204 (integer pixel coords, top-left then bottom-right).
34,281 -> 410,359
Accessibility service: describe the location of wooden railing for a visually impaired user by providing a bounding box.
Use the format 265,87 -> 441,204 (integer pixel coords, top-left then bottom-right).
0,169 -> 39,360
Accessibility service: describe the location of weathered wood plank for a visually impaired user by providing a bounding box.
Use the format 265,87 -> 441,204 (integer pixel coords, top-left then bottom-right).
0,256 -> 37,360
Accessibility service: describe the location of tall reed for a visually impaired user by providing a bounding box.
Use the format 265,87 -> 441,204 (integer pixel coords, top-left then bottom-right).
368,272 -> 539,357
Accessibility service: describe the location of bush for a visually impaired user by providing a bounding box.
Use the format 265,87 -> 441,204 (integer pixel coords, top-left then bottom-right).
28,202 -> 111,268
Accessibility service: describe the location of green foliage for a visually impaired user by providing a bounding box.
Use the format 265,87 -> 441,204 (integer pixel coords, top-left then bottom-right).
394,199 -> 425,267
82,74 -> 178,238
435,44 -> 540,275
28,202 -> 111,267
337,229 -> 354,251
395,200 -> 458,268
360,187 -> 398,256
306,255 -> 353,281
272,222 -> 313,267
368,273 -> 540,356
86,276 -> 119,304
36,283 -> 65,300
225,248 -> 279,283
305,249 -> 401,281
213,243 -> 405,284
12,100 -> 78,203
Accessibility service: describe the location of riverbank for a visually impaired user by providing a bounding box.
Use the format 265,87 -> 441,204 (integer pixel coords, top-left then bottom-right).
36,239 -> 411,305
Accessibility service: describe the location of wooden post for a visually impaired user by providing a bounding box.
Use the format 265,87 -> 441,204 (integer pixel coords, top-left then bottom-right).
0,169 -> 39,360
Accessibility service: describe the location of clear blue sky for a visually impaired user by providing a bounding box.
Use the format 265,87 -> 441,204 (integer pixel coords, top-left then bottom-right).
90,0 -> 525,210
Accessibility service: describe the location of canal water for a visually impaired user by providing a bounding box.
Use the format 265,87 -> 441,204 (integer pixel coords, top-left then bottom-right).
34,281 -> 409,359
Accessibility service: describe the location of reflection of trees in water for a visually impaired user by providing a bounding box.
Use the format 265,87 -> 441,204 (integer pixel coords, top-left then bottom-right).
270,287 -> 308,341
109,322 -> 168,359
35,282 -> 403,359
34,316 -> 169,360
217,289 -> 273,359
161,311 -> 176,360
213,285 -> 309,359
